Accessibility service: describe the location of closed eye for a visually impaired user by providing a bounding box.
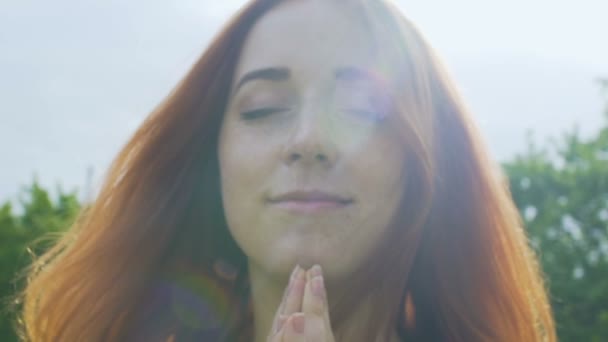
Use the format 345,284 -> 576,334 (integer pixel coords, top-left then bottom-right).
344,108 -> 388,122
240,107 -> 288,120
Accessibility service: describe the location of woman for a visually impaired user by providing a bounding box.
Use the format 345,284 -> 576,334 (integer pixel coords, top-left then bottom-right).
17,0 -> 556,341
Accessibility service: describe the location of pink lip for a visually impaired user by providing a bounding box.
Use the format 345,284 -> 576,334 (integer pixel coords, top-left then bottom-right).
272,199 -> 351,213
268,190 -> 353,214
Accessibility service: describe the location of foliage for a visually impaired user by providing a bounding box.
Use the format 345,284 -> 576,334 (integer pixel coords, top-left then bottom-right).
0,182 -> 80,341
503,82 -> 608,341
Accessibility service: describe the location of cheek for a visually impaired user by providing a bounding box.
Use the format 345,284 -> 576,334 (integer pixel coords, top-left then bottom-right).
218,123 -> 280,242
359,127 -> 406,176
218,148 -> 264,259
351,136 -> 407,224
219,122 -> 276,188
219,142 -> 259,210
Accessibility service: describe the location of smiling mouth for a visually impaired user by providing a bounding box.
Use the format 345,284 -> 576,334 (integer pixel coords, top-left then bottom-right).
267,190 -> 354,214
270,199 -> 352,213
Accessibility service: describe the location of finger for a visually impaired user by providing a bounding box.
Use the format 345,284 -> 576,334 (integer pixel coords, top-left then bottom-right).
268,320 -> 285,342
278,313 -> 326,342
303,315 -> 326,342
271,265 -> 301,334
269,314 -> 289,338
302,265 -> 326,316
281,266 -> 306,316
304,265 -> 331,324
283,313 -> 307,342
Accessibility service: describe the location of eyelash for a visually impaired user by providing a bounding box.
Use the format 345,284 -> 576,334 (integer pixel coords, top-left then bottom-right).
239,107 -> 388,122
239,108 -> 286,120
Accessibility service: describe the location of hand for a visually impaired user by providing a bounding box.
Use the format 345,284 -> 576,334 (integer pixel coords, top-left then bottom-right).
267,264 -> 336,342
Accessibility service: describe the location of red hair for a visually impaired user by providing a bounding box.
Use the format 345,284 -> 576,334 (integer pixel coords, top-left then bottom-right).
18,1 -> 555,341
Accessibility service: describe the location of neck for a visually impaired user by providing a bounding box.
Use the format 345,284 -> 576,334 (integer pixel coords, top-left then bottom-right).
247,261 -> 402,342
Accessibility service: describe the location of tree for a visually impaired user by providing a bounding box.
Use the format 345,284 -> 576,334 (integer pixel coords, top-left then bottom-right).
0,182 -> 80,341
503,81 -> 608,341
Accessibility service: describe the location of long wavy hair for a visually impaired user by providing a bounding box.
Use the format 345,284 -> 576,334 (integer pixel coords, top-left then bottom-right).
16,0 -> 556,341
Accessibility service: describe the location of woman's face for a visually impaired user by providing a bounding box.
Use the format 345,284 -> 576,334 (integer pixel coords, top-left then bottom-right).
219,0 -> 407,277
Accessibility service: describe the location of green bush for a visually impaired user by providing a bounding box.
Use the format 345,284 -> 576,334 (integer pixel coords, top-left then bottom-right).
503,107 -> 608,340
0,182 -> 80,341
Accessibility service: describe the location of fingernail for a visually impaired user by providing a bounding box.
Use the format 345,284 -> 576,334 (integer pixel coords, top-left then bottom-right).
291,314 -> 306,334
311,264 -> 322,278
287,265 -> 300,291
290,265 -> 301,280
311,276 -> 325,299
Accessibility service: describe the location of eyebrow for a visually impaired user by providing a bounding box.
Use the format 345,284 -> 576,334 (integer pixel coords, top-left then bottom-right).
234,67 -> 290,93
233,66 -> 378,94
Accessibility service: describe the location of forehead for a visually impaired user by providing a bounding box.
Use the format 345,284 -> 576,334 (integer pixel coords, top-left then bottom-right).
234,0 -> 386,83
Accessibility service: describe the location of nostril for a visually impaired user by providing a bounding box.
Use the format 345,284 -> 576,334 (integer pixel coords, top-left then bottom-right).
289,153 -> 301,162
285,152 -> 331,164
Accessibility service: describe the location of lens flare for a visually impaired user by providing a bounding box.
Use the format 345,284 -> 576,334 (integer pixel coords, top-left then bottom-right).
132,262 -> 246,339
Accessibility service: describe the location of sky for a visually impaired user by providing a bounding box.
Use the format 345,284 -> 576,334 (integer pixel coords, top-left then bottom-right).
1,0 -> 607,203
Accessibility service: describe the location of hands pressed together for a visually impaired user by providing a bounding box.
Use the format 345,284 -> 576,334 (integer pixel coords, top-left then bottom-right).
267,264 -> 336,342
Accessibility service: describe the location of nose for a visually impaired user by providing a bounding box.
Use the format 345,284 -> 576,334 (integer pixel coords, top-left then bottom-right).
281,107 -> 339,167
